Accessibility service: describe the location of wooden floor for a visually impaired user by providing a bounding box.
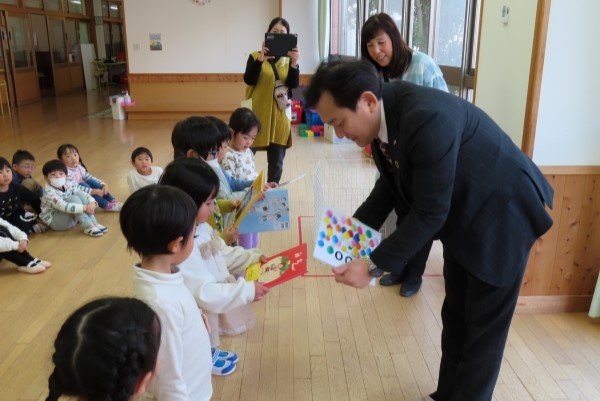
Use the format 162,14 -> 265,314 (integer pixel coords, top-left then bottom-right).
0,91 -> 599,401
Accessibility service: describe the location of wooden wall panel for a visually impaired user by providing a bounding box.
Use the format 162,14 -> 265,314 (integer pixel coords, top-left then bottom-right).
520,168 -> 600,312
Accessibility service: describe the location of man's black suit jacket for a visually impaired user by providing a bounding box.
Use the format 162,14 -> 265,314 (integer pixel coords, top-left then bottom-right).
354,81 -> 553,287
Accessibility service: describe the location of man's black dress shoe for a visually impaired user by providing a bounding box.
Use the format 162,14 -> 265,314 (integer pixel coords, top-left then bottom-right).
400,279 -> 422,297
379,273 -> 403,286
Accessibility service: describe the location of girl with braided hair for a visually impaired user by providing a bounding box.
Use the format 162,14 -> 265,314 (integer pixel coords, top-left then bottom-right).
45,296 -> 161,401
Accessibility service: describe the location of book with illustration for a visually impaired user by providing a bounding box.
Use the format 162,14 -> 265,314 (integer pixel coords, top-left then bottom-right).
313,207 -> 381,267
244,243 -> 307,288
232,170 -> 266,228
237,187 -> 290,233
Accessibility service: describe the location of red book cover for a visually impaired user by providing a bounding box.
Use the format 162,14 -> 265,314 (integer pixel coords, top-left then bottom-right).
245,243 -> 307,288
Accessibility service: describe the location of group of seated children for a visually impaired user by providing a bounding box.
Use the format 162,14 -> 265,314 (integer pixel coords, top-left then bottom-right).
1,144 -> 129,273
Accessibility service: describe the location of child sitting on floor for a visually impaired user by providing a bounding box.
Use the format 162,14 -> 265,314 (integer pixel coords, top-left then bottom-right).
159,157 -> 270,376
127,146 -> 164,193
11,150 -> 43,211
57,143 -> 122,211
0,157 -> 40,234
39,160 -> 107,237
0,216 -> 50,274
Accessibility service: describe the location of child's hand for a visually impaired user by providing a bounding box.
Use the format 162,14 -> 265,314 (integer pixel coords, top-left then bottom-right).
84,203 -> 96,214
259,255 -> 269,264
224,226 -> 239,245
264,182 -> 278,190
90,188 -> 103,196
229,199 -> 241,209
253,282 -> 270,301
17,240 -> 28,253
101,184 -> 109,194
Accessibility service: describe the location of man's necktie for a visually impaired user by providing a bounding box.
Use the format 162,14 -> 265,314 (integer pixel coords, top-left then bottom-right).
377,138 -> 392,165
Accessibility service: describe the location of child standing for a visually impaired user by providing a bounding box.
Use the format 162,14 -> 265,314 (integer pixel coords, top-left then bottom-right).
127,146 -> 164,193
171,116 -> 241,245
0,157 -> 40,233
11,150 -> 43,210
45,297 -> 161,401
0,216 -> 50,274
159,157 -> 270,375
121,185 -> 214,400
222,107 -> 262,248
40,160 -> 107,237
57,143 -> 122,211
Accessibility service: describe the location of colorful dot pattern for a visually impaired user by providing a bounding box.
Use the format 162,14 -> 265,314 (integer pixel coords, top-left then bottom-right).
315,209 -> 381,265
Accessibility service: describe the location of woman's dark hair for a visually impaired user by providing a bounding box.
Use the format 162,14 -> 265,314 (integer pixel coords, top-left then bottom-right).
120,184 -> 197,256
304,60 -> 382,110
131,147 -> 153,162
229,107 -> 261,135
0,156 -> 10,170
42,159 -> 68,176
171,116 -> 221,160
268,17 -> 290,33
45,297 -> 161,401
361,13 -> 412,80
206,116 -> 232,144
159,157 -> 219,207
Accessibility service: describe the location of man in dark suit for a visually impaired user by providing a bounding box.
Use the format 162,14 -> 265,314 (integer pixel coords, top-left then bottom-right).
304,60 -> 554,401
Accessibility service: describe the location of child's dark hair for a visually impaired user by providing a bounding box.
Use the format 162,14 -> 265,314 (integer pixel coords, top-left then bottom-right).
229,107 -> 261,135
57,143 -> 87,169
159,157 -> 219,207
131,147 -> 153,162
45,296 -> 161,401
0,157 -> 10,170
171,116 -> 221,159
206,115 -> 232,144
42,160 -> 68,176
12,149 -> 36,165
120,184 -> 197,256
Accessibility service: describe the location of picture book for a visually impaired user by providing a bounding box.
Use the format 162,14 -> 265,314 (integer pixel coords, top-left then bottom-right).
313,208 -> 381,267
244,243 -> 307,288
232,170 -> 265,228
237,187 -> 290,234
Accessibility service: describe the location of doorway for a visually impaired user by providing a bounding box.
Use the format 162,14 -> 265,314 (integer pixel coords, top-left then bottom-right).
31,14 -> 53,97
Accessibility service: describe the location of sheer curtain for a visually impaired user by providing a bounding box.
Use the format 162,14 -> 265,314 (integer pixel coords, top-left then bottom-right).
318,0 -> 330,61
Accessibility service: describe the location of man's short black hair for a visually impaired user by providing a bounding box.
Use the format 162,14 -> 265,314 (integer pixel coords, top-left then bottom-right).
159,157 -> 219,208
131,147 -> 153,162
42,159 -> 68,176
120,184 -> 197,257
12,150 -> 36,166
304,60 -> 382,110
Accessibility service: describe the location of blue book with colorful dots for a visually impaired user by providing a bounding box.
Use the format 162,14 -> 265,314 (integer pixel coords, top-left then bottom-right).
313,207 -> 381,267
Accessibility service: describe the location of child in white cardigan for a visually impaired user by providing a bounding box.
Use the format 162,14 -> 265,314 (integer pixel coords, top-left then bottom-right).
160,157 -> 270,376
0,216 -> 50,273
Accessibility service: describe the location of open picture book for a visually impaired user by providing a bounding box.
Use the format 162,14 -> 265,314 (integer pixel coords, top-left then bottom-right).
233,170 -> 291,234
244,243 -> 307,288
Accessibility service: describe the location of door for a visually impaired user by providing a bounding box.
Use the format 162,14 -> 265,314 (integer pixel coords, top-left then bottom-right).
0,12 -> 15,110
6,12 -> 40,105
48,16 -> 70,95
31,13 -> 53,97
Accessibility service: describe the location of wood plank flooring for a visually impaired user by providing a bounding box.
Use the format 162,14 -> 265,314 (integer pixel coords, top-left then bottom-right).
0,90 -> 599,401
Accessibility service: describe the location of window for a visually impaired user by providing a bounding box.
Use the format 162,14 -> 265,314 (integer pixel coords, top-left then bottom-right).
330,0 -> 481,100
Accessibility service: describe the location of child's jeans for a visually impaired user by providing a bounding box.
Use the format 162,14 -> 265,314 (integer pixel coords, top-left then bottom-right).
47,193 -> 98,231
237,232 -> 260,249
80,179 -> 114,209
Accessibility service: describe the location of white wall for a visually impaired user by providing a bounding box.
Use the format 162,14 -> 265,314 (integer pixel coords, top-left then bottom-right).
532,0 -> 600,165
282,0 -> 320,72
124,0 -> 278,73
474,0 -> 537,146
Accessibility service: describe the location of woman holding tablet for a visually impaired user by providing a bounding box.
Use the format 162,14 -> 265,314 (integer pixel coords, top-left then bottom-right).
243,17 -> 300,184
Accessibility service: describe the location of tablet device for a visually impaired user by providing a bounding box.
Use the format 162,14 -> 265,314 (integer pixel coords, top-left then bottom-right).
264,33 -> 297,57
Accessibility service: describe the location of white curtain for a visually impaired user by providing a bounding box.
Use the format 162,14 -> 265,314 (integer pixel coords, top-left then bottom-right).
318,0 -> 330,62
